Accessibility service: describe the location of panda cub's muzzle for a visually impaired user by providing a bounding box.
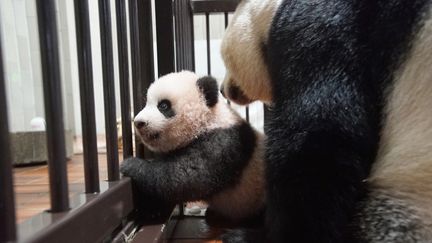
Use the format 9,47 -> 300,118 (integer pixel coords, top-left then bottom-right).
134,120 -> 160,141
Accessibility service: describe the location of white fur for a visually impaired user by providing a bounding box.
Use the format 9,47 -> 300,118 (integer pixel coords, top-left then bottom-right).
221,0 -> 282,104
135,71 -> 239,152
370,7 -> 432,231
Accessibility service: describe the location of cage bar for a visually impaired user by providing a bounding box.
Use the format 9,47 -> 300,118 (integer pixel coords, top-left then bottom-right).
73,0 -> 100,193
155,0 -> 175,76
174,0 -> 195,71
205,12 -> 211,75
128,0 -> 155,159
224,12 -> 231,106
98,0 -> 120,181
36,0 -> 70,212
0,34 -> 17,243
116,0 -> 133,159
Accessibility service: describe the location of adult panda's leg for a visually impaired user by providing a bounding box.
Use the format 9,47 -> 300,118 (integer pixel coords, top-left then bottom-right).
261,0 -> 430,241
264,122 -> 375,243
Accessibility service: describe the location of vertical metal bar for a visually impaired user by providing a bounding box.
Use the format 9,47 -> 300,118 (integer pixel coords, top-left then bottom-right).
246,106 -> 250,122
174,0 -> 195,71
155,0 -> 175,76
0,34 -> 17,243
190,4 -> 196,71
224,12 -> 230,106
205,12 -> 211,75
36,0 -> 70,212
74,0 -> 100,193
99,0 -> 120,181
224,12 -> 228,28
129,0 -> 154,159
128,0 -> 144,158
116,0 -> 133,159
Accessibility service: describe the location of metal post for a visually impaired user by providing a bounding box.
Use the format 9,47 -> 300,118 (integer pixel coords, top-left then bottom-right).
205,12 -> 211,75
115,0 -> 133,159
74,0 -> 100,193
129,0 -> 155,159
174,0 -> 195,71
36,0 -> 70,212
155,0 -> 175,76
0,33 -> 17,243
99,0 -> 120,181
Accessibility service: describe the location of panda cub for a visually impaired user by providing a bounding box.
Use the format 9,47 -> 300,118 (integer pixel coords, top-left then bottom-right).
120,71 -> 265,221
221,0 -> 432,242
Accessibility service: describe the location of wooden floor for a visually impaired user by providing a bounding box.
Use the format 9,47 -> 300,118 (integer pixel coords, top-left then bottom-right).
13,152 -> 224,242
13,153 -> 112,223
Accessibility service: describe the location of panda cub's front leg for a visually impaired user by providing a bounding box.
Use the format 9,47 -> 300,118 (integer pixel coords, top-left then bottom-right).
121,121 -> 256,208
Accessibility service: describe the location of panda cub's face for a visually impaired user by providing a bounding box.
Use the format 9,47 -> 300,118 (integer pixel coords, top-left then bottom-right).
134,71 -> 219,153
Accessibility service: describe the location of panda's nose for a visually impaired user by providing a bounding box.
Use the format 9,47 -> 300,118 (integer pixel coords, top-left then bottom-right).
134,121 -> 148,129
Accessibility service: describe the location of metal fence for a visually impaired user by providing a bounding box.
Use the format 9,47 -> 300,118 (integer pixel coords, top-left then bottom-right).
0,0 -> 241,242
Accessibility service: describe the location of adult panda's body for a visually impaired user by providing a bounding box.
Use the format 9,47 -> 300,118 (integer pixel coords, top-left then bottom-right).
120,71 -> 265,221
221,0 -> 432,242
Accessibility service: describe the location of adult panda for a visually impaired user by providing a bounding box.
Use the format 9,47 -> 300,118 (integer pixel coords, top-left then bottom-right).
120,71 -> 266,222
220,0 -> 432,242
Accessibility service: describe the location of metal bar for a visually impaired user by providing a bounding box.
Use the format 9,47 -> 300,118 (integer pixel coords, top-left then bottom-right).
224,12 -> 231,106
0,33 -> 17,243
174,0 -> 195,71
116,0 -> 133,159
246,106 -> 250,122
36,0 -> 70,212
224,12 -> 228,28
191,0 -> 240,13
205,12 -> 211,75
175,1 -> 184,71
190,3 -> 196,71
128,0 -> 155,159
138,0 -> 156,159
128,0 -> 144,158
74,0 -> 100,193
19,179 -> 135,243
99,0 -> 120,181
155,0 -> 175,76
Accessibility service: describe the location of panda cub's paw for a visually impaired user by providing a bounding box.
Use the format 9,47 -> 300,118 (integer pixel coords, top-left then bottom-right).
120,157 -> 146,178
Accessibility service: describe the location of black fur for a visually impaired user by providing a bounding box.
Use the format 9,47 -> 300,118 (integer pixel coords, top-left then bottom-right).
157,99 -> 175,118
197,76 -> 219,107
259,0 -> 429,242
120,121 -> 256,208
228,84 -> 252,104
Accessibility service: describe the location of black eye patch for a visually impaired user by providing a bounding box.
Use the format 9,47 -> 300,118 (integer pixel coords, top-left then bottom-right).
157,99 -> 175,118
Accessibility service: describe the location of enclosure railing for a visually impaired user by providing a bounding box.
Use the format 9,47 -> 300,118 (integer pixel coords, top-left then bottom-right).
0,0 -> 240,242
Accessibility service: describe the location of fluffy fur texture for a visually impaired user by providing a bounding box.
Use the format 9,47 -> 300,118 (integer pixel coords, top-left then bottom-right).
121,71 -> 265,221
221,0 -> 432,242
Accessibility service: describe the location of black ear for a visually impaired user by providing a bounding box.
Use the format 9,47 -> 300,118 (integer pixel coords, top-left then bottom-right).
197,76 -> 219,107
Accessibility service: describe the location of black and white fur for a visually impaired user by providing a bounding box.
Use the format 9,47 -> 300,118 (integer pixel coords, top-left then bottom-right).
221,0 -> 432,242
120,71 -> 265,221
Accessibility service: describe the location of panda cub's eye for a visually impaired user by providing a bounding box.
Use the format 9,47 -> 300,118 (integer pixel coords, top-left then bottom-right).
158,99 -> 171,111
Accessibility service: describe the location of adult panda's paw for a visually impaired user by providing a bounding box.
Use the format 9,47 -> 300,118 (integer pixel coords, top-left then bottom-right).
120,157 -> 146,178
